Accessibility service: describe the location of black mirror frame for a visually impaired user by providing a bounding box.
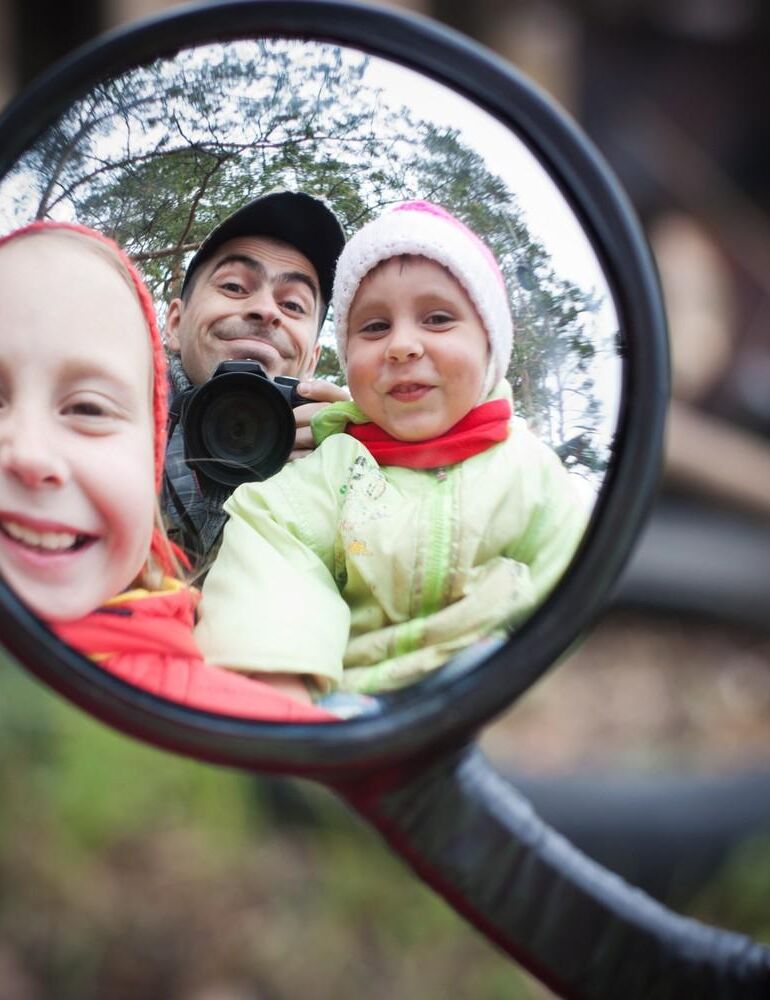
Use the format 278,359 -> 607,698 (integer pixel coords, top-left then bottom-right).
0,0 -> 668,779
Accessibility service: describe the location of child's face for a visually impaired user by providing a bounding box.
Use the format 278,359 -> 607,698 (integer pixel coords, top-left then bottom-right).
0,234 -> 156,622
346,257 -> 489,441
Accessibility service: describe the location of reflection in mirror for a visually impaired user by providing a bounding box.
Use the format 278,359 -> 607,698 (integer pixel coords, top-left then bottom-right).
0,37 -> 621,719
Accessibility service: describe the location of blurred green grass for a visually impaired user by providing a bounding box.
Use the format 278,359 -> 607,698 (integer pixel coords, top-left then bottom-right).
687,832 -> 770,944
4,645 -> 769,999
0,652 -> 547,999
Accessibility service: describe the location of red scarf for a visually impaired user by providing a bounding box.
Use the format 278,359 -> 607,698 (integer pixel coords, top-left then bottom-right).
52,586 -> 335,723
347,398 -> 512,469
53,585 -> 201,661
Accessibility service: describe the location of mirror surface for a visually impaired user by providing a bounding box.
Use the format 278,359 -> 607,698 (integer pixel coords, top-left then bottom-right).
0,36 -> 622,721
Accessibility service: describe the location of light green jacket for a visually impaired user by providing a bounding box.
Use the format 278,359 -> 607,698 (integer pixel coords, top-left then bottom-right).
196,388 -> 586,694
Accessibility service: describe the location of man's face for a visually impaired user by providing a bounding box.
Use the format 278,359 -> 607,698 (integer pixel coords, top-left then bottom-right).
165,236 -> 322,386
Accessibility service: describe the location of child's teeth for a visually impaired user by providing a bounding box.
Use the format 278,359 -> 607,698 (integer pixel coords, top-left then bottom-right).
41,531 -> 76,550
4,520 -> 78,550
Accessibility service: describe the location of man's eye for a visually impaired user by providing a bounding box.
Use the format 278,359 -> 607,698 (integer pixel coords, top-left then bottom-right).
283,299 -> 307,315
219,281 -> 245,294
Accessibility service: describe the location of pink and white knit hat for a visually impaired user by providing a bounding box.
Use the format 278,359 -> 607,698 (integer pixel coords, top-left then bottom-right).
332,201 -> 513,399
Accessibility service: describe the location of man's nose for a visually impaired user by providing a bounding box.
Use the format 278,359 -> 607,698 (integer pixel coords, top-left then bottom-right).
386,322 -> 424,362
0,414 -> 68,489
244,286 -> 281,327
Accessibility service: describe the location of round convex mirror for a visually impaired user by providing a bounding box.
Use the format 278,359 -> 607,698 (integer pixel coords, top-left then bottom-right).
0,0 -> 667,778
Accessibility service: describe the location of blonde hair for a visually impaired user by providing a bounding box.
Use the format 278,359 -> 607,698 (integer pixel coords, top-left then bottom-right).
137,507 -> 186,590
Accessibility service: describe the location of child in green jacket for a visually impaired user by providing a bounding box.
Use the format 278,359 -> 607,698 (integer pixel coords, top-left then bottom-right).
196,202 -> 586,699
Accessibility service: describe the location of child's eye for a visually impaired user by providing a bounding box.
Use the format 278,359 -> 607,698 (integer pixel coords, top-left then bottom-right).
425,312 -> 454,326
358,320 -> 389,336
62,396 -> 121,428
65,400 -> 108,417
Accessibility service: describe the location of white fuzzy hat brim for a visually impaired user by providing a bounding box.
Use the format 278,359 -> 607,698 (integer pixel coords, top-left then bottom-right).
332,210 -> 513,400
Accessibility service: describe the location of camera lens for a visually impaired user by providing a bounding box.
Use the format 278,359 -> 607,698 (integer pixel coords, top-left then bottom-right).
200,390 -> 275,469
182,367 -> 296,488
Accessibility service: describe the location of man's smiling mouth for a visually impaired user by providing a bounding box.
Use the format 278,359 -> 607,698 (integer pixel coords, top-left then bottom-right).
217,338 -> 288,362
0,518 -> 92,552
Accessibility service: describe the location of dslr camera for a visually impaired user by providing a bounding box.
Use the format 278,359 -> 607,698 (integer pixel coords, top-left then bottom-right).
173,360 -> 304,491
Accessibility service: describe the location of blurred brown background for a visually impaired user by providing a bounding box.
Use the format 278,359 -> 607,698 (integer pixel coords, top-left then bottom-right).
2,2 -> 770,998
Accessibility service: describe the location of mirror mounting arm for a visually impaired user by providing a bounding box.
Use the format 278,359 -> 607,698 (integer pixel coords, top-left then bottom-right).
334,746 -> 770,999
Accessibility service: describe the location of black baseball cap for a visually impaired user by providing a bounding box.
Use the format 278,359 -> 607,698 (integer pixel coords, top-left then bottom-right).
181,191 -> 346,312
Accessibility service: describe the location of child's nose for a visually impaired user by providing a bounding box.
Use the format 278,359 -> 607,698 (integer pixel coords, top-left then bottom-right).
0,416 -> 68,489
386,323 -> 424,362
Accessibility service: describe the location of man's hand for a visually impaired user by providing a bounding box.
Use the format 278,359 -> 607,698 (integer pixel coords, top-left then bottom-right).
291,379 -> 350,460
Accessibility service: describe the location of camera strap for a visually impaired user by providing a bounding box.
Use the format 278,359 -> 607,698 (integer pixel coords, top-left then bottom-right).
162,405 -> 208,565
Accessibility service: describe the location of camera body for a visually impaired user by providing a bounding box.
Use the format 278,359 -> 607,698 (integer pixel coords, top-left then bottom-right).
175,360 -> 304,491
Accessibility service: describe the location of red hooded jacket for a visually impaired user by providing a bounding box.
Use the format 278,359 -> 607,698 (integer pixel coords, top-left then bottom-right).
53,581 -> 334,723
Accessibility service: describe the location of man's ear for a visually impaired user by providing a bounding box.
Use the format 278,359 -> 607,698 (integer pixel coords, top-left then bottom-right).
165,299 -> 184,353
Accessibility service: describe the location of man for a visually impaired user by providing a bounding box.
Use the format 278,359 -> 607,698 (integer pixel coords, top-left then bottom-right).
162,191 -> 347,560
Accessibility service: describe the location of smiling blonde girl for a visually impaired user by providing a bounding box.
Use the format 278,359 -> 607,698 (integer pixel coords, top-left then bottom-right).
0,221 -> 332,722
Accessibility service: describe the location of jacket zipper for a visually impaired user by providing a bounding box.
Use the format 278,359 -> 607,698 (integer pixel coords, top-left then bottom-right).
393,466 -> 455,656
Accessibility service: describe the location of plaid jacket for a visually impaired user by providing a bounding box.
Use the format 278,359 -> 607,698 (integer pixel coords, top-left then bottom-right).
162,356 -> 230,564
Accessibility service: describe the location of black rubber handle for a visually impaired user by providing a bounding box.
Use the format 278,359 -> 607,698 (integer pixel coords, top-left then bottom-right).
337,745 -> 770,999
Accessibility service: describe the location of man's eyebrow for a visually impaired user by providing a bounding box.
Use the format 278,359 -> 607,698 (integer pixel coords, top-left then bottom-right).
276,271 -> 318,302
210,254 -> 267,279
209,257 -> 318,303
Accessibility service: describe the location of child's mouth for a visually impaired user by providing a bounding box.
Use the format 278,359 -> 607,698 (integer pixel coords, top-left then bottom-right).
388,383 -> 433,402
0,518 -> 93,553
